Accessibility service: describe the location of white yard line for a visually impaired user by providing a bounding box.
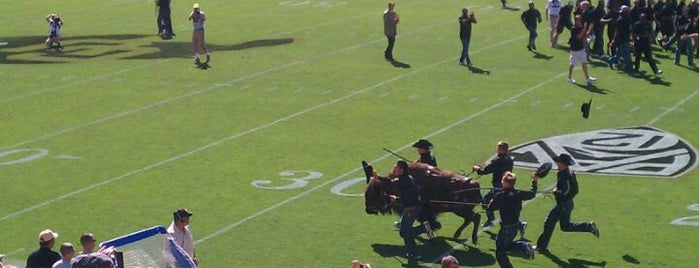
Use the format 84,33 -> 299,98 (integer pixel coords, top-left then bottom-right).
0,12 -> 485,151
426,86 -> 699,266
648,87 -> 699,125
0,59 -> 171,104
0,33 -> 528,224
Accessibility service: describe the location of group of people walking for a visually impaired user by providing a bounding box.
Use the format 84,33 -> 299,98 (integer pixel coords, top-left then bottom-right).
381,139 -> 599,267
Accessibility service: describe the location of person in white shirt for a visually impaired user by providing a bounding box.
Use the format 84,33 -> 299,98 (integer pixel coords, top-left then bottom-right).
546,0 -> 563,47
167,208 -> 197,265
51,243 -> 74,268
188,3 -> 209,64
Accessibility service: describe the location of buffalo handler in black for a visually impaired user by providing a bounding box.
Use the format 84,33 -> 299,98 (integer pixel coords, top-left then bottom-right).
488,171 -> 537,267
473,141 -> 514,227
534,153 -> 600,253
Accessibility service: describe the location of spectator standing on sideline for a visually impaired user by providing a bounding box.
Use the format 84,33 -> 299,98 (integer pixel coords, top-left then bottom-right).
632,13 -> 663,77
413,139 -> 438,167
474,141 -> 514,227
1,253 -> 18,268
383,2 -> 400,61
458,7 -> 477,66
168,208 -> 197,265
534,153 -> 600,253
547,0 -> 563,47
522,1 -> 543,51
487,172 -> 537,267
78,233 -> 96,254
156,0 -> 175,38
51,243 -> 74,268
189,3 -> 210,64
567,15 -> 597,84
26,229 -> 61,268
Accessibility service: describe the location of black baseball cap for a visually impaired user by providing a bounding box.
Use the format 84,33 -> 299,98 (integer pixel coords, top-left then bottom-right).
553,153 -> 576,166
412,139 -> 434,150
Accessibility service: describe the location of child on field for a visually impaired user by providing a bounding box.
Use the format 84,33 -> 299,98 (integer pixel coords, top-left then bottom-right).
45,13 -> 63,49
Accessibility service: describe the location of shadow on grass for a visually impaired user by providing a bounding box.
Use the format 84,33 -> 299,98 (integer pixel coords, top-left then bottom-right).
503,6 -> 521,11
540,250 -> 607,267
122,38 -> 294,59
631,71 -> 673,86
0,34 -> 293,63
389,58 -> 411,68
532,51 -> 554,60
575,83 -> 610,94
466,65 -> 491,75
371,236 -> 496,267
622,254 -> 641,264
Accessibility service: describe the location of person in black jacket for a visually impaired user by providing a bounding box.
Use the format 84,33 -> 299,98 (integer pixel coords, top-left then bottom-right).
474,141 -> 514,227
156,0 -> 174,38
388,160 -> 434,259
488,172 -> 537,267
534,153 -> 599,253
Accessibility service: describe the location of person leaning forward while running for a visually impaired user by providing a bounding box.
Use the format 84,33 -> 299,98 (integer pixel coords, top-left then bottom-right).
487,171 -> 537,267
387,160 -> 435,259
473,141 -> 514,227
534,153 -> 599,253
383,2 -> 399,61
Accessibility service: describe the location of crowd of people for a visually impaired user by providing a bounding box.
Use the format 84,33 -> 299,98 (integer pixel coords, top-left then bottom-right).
3,208 -> 196,268
367,138 -> 600,267
384,0 -> 697,83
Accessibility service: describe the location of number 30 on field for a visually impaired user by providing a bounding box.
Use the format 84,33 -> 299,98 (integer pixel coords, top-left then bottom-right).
250,170 -> 364,197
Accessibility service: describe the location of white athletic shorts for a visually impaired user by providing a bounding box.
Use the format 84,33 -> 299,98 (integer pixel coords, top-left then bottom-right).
570,49 -> 588,65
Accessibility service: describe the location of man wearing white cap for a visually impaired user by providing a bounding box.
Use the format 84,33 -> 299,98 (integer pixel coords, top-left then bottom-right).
26,229 -> 61,268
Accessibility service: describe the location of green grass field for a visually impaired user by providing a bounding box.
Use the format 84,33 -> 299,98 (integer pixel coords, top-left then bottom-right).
1,0 -> 698,267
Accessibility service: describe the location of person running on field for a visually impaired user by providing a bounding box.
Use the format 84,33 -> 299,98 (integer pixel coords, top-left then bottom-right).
534,153 -> 599,253
522,1 -> 543,51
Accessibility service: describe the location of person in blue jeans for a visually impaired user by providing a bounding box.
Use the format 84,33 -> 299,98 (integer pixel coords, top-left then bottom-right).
674,8 -> 697,66
458,7 -> 477,66
388,160 -> 434,259
535,153 -> 599,253
487,171 -> 537,268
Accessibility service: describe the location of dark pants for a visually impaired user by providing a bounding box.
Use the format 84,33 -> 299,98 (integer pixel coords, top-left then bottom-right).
536,200 -> 593,250
633,44 -> 659,73
675,39 -> 695,65
385,36 -> 396,60
460,37 -> 472,65
483,188 -> 500,223
399,206 -> 425,256
592,28 -> 604,55
157,8 -> 173,34
496,224 -> 532,268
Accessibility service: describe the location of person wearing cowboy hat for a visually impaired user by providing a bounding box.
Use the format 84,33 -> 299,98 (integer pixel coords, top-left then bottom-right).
534,153 -> 599,253
26,229 -> 61,268
412,139 -> 437,167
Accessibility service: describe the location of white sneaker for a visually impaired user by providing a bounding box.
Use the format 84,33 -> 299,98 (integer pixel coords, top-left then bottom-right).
567,78 -> 576,84
654,70 -> 663,77
586,77 -> 597,84
393,221 -> 400,229
526,243 -> 536,259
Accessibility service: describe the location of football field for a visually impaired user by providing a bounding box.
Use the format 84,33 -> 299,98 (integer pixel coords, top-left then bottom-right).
1,0 -> 698,267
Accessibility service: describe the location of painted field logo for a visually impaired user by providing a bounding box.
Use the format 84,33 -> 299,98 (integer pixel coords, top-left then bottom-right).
509,126 -> 697,177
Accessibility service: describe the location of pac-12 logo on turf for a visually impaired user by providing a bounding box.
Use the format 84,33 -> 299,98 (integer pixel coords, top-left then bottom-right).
508,126 -> 697,178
